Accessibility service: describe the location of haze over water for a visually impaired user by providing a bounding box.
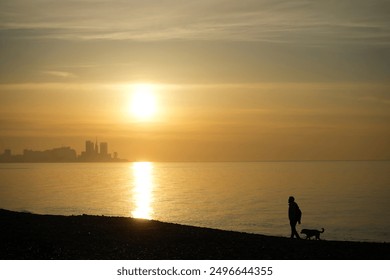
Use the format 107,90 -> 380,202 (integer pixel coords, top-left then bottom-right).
1,161 -> 389,242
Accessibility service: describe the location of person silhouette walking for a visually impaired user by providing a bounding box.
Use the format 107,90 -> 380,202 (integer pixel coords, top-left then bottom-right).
288,196 -> 301,239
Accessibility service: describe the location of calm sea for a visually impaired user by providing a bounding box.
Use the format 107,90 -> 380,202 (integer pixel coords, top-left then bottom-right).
0,161 -> 389,242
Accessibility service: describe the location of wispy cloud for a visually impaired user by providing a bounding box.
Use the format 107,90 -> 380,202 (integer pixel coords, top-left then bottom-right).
1,0 -> 389,45
42,70 -> 77,79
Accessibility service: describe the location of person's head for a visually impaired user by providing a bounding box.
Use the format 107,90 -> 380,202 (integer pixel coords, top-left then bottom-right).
288,196 -> 295,203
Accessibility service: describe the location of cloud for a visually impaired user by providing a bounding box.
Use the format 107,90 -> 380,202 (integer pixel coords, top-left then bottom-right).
42,71 -> 77,79
1,0 -> 389,45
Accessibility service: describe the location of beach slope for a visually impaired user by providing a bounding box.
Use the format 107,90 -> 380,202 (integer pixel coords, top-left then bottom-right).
1,209 -> 388,260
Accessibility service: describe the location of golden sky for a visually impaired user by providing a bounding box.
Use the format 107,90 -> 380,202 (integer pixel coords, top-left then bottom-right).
1,0 -> 389,161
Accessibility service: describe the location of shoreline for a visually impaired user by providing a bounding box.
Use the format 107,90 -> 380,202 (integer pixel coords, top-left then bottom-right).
1,209 -> 389,260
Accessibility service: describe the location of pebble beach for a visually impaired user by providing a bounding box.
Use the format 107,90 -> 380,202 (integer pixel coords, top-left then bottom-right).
1,209 -> 389,260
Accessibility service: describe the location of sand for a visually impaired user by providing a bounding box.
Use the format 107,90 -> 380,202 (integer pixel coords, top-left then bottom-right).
1,209 -> 389,260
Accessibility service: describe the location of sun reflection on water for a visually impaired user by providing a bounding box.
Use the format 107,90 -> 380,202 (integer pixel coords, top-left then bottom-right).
131,162 -> 154,219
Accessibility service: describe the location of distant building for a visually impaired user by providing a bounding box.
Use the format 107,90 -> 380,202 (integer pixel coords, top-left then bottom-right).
100,142 -> 108,156
85,141 -> 95,155
0,149 -> 12,162
78,139 -> 124,162
22,147 -> 77,162
4,149 -> 11,157
94,139 -> 99,155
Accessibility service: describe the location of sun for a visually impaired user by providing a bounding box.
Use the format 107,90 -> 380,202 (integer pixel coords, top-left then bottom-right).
130,84 -> 157,120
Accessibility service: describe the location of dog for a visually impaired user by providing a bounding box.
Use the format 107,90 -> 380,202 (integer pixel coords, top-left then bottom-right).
300,228 -> 325,240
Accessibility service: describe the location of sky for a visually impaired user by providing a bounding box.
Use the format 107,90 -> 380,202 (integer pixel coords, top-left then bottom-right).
1,0 -> 389,161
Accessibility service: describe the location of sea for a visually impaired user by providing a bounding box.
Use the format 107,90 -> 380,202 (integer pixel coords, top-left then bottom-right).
0,161 -> 389,243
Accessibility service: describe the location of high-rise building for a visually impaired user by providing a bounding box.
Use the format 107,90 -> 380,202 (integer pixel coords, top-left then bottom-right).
94,139 -> 99,154
85,140 -> 94,155
100,142 -> 108,156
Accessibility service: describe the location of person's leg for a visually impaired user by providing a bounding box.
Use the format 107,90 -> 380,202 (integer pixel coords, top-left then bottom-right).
290,221 -> 295,238
290,221 -> 300,239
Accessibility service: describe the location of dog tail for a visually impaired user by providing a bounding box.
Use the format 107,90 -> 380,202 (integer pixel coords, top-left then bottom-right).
321,228 -> 325,233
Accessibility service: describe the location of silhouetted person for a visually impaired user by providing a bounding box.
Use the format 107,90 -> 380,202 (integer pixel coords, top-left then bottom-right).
288,196 -> 301,239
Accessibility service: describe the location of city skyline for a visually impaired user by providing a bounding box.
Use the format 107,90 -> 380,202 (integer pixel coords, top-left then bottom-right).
0,139 -> 126,162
